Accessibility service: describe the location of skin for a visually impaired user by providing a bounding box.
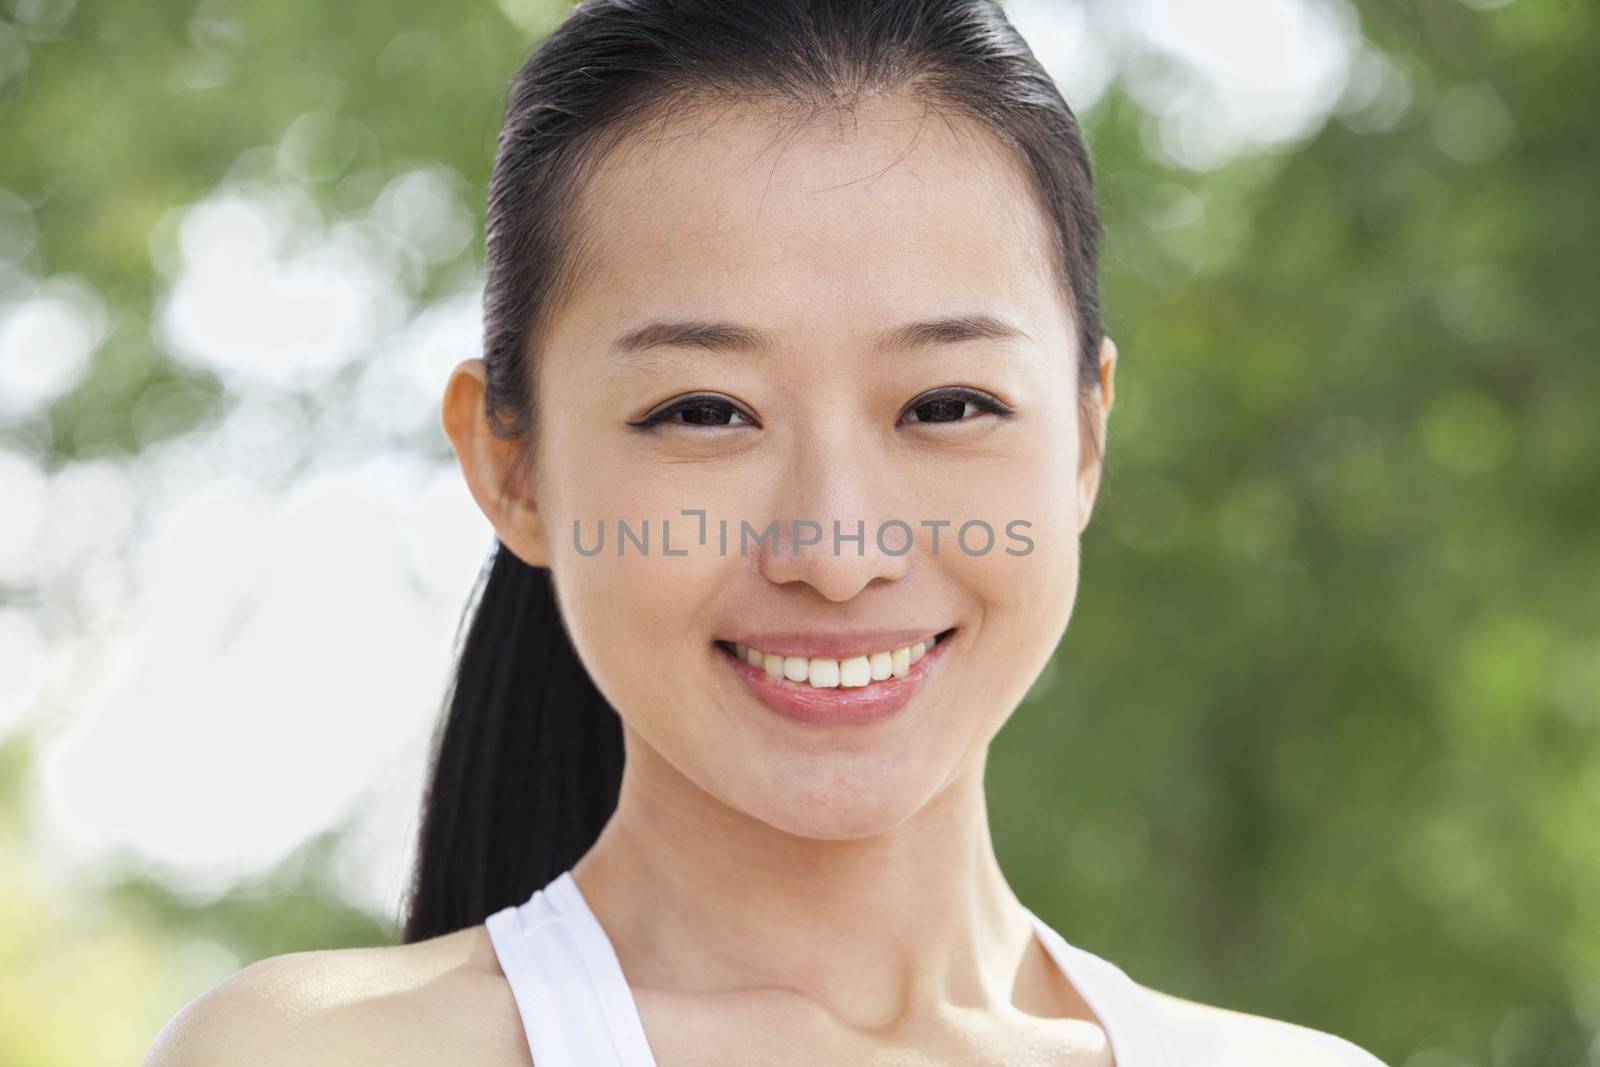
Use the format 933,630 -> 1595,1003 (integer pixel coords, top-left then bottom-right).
441,90 -> 1119,1062
143,88 -> 1376,1067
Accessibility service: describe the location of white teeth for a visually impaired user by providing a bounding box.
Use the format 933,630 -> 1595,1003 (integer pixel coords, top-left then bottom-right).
839,656 -> 871,687
808,659 -> 840,688
891,647 -> 910,678
729,635 -> 944,688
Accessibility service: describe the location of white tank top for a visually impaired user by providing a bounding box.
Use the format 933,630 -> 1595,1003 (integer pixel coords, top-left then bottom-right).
485,870 -> 1387,1066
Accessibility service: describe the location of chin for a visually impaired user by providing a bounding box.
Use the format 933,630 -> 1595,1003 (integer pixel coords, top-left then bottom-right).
733,758 -> 944,841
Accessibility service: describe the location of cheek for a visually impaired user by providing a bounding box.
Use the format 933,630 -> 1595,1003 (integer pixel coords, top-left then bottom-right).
542,457 -> 732,716
929,422 -> 1083,579
945,507 -> 1080,649
553,560 -> 698,735
938,429 -> 1085,686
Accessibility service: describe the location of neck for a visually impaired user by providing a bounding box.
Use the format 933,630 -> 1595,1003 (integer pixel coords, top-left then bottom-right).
568,726 -> 1059,1032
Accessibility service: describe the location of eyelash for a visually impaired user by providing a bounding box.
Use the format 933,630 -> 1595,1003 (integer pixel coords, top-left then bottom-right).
627,394 -> 758,430
628,387 -> 1014,430
900,387 -> 1015,425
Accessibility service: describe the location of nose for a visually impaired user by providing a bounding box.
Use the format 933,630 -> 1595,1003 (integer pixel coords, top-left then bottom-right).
756,435 -> 912,602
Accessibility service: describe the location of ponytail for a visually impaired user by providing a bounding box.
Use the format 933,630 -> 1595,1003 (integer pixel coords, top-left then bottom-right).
400,541 -> 623,941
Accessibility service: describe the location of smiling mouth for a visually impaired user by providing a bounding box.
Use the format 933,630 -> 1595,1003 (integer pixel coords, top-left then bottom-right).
713,627 -> 957,689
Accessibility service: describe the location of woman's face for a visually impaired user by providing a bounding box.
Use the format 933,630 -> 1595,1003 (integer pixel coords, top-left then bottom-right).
467,92 -> 1113,840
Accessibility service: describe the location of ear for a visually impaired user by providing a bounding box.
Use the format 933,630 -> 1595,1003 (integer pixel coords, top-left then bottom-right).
1077,335 -> 1118,534
441,358 -> 551,567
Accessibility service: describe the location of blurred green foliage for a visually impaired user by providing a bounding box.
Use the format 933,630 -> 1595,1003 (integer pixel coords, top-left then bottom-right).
2,1 -> 1596,1065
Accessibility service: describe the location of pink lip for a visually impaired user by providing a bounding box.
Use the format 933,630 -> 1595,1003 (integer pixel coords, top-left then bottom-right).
722,628 -> 947,659
717,630 -> 955,726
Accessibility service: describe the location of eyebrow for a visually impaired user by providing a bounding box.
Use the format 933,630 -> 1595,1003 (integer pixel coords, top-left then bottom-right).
604,312 -> 1031,375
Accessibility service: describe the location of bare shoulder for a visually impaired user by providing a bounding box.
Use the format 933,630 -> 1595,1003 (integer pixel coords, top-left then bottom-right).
143,924 -> 532,1067
1132,982 -> 1390,1067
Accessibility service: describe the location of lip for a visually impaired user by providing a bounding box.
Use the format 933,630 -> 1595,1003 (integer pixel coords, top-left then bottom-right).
716,628 -> 957,726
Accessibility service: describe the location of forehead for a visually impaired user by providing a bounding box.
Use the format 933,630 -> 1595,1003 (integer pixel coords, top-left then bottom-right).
543,91 -> 1073,365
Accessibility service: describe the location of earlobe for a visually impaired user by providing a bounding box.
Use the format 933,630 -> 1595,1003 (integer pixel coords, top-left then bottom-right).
440,358 -> 551,567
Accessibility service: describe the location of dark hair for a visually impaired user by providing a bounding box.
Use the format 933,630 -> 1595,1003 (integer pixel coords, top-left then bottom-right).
401,0 -> 1106,942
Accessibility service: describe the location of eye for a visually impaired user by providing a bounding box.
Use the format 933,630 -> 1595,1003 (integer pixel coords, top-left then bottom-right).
628,393 -> 758,430
898,387 -> 1014,426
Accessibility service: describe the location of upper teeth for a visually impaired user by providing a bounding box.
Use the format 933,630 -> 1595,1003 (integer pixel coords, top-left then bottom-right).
731,638 -> 934,688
